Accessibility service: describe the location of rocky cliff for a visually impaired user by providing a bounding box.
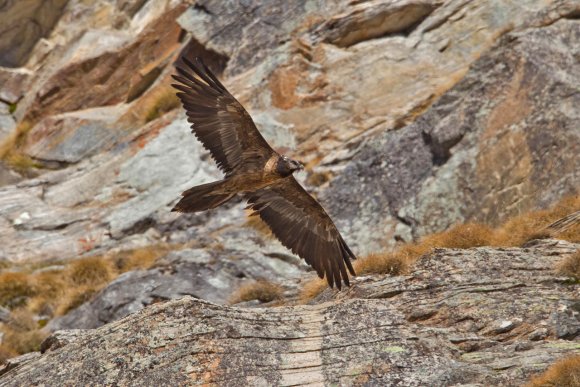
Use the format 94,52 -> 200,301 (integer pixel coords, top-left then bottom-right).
0,0 -> 579,385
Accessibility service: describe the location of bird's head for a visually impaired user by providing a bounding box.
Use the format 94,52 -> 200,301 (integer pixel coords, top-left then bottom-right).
277,156 -> 304,177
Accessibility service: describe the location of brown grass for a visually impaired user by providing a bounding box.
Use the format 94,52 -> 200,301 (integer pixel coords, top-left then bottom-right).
0,120 -> 40,173
298,278 -> 327,303
111,246 -> 170,273
557,250 -> 580,280
144,89 -> 180,123
0,272 -> 36,309
354,252 -> 409,276
0,345 -> 17,365
0,309 -> 48,360
306,171 -> 333,187
495,195 -> 580,246
56,286 -> 99,316
66,257 -> 114,287
422,223 -> 496,249
0,244 -> 175,363
299,194 -> 580,302
230,280 -> 284,304
527,355 -> 580,387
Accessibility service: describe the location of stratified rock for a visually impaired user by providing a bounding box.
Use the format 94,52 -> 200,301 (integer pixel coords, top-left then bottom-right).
23,105 -> 129,165
0,115 -> 220,263
323,13 -> 580,252
14,2 -> 187,123
314,0 -> 440,47
2,243 -> 579,386
0,0 -> 68,67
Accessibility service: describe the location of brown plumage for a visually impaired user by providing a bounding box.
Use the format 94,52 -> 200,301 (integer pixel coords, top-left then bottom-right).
171,56 -> 356,289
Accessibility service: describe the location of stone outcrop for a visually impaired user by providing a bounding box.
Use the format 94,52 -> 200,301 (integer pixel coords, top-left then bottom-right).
322,5 -> 580,252
1,242 -> 578,385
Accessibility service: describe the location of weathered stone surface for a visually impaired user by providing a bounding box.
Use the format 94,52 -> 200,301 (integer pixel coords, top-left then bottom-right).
314,0 -> 441,47
0,113 -> 216,262
14,1 -> 186,123
23,105 -> 129,165
0,67 -> 31,104
323,13 -> 580,252
0,103 -> 16,146
177,0 -> 344,76
2,243 -> 579,385
39,329 -> 86,353
0,0 -> 68,68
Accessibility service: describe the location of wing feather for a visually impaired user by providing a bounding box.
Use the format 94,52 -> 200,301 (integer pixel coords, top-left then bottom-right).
245,177 -> 356,289
172,57 -> 275,176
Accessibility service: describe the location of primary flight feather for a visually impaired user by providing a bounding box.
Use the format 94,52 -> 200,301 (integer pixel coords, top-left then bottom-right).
171,56 -> 356,289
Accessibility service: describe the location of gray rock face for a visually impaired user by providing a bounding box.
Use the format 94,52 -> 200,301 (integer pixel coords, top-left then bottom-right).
177,0 -> 345,76
23,105 -> 129,165
323,14 -> 580,252
2,243 -> 579,385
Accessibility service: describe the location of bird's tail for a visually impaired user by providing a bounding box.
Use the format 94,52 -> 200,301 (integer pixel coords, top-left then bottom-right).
172,179 -> 235,213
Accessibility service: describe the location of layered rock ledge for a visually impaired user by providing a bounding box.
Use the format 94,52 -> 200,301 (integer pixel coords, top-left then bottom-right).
1,241 -> 578,386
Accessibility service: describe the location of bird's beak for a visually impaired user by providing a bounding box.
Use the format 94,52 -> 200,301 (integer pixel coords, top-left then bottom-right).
298,162 -> 305,170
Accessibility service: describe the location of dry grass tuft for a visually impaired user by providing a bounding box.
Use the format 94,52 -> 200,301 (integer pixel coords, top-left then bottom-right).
0,345 -> 17,365
557,250 -> 580,280
56,286 -> 99,316
230,280 -> 284,304
0,272 -> 36,309
0,244 -> 175,361
144,89 -> 180,123
66,257 -> 114,287
306,171 -> 333,187
299,278 -> 327,303
111,245 -> 170,273
354,252 -> 409,276
422,223 -> 496,249
1,308 -> 48,359
527,355 -> 580,387
0,120 -> 41,174
496,195 -> 580,246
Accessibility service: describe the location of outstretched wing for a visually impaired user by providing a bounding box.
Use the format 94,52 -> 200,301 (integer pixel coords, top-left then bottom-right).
245,177 -> 357,289
172,57 -> 275,176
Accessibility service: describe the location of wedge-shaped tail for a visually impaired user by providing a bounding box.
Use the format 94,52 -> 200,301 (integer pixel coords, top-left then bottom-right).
172,180 -> 235,213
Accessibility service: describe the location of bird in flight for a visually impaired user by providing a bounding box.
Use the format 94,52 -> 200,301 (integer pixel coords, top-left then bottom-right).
171,56 -> 356,289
